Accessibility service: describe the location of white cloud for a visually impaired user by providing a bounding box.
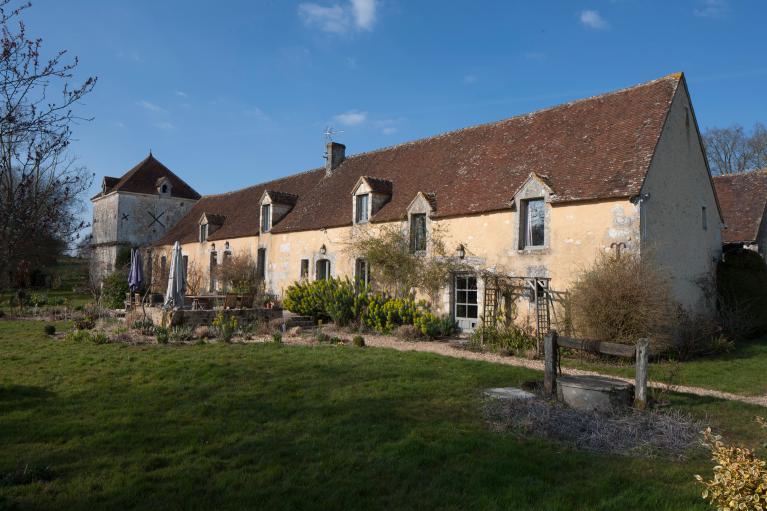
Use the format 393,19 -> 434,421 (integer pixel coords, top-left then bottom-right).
351,0 -> 376,30
695,0 -> 729,18
373,117 -> 401,135
463,74 -> 477,85
136,100 -> 166,114
334,109 -> 367,126
579,10 -> 608,29
298,3 -> 347,33
298,0 -> 377,34
154,121 -> 174,130
174,90 -> 188,98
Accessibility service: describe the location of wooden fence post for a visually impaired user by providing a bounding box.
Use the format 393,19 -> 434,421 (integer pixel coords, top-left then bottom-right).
634,338 -> 650,409
544,330 -> 558,398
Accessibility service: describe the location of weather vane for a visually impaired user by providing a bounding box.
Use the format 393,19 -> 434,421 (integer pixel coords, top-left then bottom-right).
323,125 -> 344,142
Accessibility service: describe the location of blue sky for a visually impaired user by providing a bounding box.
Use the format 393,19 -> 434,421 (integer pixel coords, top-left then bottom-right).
23,0 -> 767,215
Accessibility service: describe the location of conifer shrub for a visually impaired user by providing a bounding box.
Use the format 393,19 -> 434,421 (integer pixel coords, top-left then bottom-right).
43,324 -> 56,336
352,335 -> 365,347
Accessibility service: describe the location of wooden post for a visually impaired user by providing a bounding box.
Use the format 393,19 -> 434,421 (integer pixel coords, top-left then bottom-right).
634,338 -> 650,409
543,330 -> 558,398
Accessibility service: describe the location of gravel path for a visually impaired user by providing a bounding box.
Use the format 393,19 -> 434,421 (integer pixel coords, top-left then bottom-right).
320,328 -> 767,408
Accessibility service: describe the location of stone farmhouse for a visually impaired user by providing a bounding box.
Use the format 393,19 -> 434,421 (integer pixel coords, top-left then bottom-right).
100,73 -> 722,333
90,153 -> 200,283
713,170 -> 767,259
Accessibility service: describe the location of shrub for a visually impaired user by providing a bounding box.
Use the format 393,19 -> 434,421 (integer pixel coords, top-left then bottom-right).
415,313 -> 456,339
568,252 -> 674,349
155,326 -> 169,344
272,331 -> 283,344
131,318 -> 155,336
101,271 -> 130,309
65,329 -> 108,344
695,418 -> 767,510
212,311 -> 238,342
43,324 -> 56,336
29,292 -> 47,307
330,336 -> 342,344
169,325 -> 193,343
283,278 -> 368,326
215,251 -> 264,295
316,332 -> 331,343
470,323 -> 536,355
92,332 -> 109,345
74,316 -> 96,330
352,335 -> 365,347
394,324 -> 422,341
717,248 -> 767,338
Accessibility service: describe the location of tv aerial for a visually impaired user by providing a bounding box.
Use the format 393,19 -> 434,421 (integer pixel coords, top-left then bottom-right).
323,125 -> 344,142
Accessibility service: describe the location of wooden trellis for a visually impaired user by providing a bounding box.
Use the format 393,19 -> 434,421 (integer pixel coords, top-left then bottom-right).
478,270 -> 554,344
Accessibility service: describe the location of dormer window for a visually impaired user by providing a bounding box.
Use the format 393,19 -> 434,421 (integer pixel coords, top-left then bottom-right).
156,177 -> 172,196
351,176 -> 392,224
521,198 -> 545,248
410,214 -> 427,253
199,223 -> 208,242
355,194 -> 369,224
261,204 -> 271,233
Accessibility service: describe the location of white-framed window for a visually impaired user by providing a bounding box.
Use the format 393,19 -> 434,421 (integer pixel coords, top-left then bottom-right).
316,259 -> 330,280
355,194 -> 369,224
521,198 -> 545,248
409,213 -> 427,253
199,223 -> 208,243
261,204 -> 271,233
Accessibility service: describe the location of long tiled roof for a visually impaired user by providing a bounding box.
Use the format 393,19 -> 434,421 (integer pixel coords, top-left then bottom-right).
94,153 -> 201,200
713,170 -> 767,244
156,73 -> 683,245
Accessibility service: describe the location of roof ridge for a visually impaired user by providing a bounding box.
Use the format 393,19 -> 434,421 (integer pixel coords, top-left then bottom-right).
337,73 -> 683,163
199,167 -> 325,199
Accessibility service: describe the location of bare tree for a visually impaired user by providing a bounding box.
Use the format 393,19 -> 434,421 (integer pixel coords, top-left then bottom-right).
702,123 -> 767,175
0,1 -> 96,287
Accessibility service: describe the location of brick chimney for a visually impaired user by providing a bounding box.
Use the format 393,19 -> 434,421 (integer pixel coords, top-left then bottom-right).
325,142 -> 346,176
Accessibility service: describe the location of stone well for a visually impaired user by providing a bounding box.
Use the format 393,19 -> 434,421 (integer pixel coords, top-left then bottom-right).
556,375 -> 633,413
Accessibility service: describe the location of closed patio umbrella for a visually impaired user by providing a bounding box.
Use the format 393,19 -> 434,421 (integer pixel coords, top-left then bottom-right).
163,242 -> 186,310
128,248 -> 144,293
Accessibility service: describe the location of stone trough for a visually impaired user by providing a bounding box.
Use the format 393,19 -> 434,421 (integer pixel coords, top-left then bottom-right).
556,375 -> 633,413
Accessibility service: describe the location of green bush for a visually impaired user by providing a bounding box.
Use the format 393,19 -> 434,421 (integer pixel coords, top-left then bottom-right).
169,325 -> 193,342
65,329 -> 109,344
132,318 -> 155,336
272,331 -> 283,344
212,311 -> 238,342
316,332 -> 331,343
43,324 -> 56,336
470,323 -> 536,355
29,292 -> 47,307
352,335 -> 365,347
155,326 -> 169,344
101,271 -> 130,309
284,277 -> 448,336
284,278 -> 370,327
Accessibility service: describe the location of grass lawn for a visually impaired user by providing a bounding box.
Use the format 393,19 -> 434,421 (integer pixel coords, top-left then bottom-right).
1,321 -> 765,510
561,338 -> 767,396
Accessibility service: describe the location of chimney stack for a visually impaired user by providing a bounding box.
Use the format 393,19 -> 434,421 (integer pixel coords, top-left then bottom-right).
325,141 -> 346,176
